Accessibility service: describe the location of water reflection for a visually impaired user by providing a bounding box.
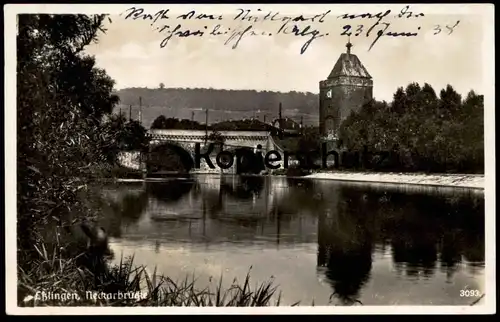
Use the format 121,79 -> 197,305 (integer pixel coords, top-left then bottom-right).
147,179 -> 195,204
316,184 -> 484,304
317,185 -> 374,305
88,176 -> 485,305
220,176 -> 265,200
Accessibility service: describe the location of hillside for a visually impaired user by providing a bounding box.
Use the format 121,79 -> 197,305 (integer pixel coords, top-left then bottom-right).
113,87 -> 320,129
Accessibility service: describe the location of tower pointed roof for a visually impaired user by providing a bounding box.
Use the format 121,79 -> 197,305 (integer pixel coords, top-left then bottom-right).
327,40 -> 372,79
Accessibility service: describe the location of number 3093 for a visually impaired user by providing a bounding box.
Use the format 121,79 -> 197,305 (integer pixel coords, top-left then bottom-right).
460,289 -> 481,297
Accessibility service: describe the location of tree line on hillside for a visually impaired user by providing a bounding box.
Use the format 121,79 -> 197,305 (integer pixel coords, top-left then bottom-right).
338,83 -> 484,173
115,87 -> 318,114
150,115 -> 278,132
150,115 -> 205,130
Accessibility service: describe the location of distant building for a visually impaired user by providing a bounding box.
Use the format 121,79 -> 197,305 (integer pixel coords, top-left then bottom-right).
319,40 -> 373,138
271,102 -> 302,136
271,117 -> 301,135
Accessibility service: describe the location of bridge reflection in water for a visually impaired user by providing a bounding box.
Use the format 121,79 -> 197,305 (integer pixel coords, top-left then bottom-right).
89,175 -> 485,306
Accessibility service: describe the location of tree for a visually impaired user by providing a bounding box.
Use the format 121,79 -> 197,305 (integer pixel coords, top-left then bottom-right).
210,119 -> 273,131
297,126 -> 321,152
159,82 -> 165,89
206,130 -> 223,154
208,129 -> 224,146
440,84 -> 462,114
99,115 -> 149,164
121,120 -> 149,151
338,83 -> 484,173
17,14 -> 121,264
151,115 -> 169,129
151,115 -> 204,130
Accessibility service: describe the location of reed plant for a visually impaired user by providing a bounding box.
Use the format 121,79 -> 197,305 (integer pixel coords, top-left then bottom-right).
18,241 -> 284,307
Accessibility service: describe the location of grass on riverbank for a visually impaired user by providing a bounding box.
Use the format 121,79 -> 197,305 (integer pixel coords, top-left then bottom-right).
83,164 -> 144,180
18,242 -> 284,307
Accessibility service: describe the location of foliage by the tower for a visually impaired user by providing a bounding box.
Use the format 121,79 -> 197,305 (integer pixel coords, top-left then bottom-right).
339,83 -> 484,173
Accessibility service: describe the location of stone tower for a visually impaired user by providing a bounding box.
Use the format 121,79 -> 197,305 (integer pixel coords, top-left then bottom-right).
319,40 -> 373,138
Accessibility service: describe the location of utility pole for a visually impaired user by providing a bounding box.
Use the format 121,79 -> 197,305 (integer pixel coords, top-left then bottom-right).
191,111 -> 195,122
129,105 -> 132,121
300,115 -> 304,135
138,96 -> 143,125
205,108 -> 209,143
278,102 -> 282,128
278,102 -> 284,139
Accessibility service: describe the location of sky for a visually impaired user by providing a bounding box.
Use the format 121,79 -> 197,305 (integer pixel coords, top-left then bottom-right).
83,4 -> 489,102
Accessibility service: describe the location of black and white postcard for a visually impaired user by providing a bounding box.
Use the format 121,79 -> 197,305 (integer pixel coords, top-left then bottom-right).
5,3 -> 495,315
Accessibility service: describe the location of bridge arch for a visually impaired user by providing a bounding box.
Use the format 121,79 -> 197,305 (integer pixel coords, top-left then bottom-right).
147,142 -> 195,173
221,146 -> 265,175
146,129 -> 283,174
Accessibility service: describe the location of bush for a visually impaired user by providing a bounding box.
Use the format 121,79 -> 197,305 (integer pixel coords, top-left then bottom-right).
338,83 -> 484,173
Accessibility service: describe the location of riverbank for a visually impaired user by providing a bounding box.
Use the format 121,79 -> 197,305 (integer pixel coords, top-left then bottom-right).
115,171 -> 484,190
304,171 -> 484,190
19,251 -> 281,307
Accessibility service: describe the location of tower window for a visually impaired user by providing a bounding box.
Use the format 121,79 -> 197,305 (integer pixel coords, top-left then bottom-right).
325,117 -> 335,134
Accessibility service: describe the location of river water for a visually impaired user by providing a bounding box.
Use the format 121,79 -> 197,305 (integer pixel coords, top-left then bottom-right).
88,174 -> 485,306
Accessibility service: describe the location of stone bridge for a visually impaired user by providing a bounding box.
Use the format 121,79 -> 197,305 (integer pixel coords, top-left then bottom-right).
145,129 -> 284,174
